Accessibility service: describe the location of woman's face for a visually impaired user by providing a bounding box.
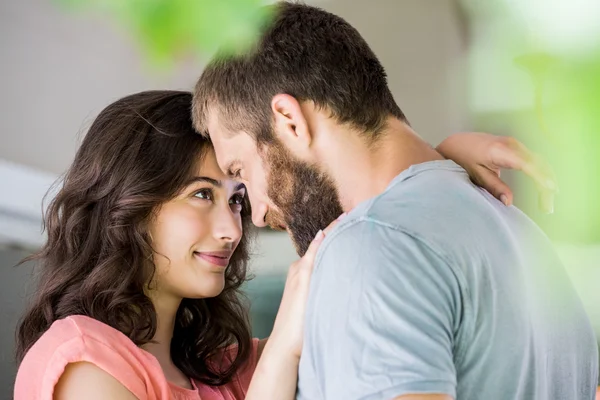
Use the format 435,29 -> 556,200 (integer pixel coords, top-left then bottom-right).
149,148 -> 245,300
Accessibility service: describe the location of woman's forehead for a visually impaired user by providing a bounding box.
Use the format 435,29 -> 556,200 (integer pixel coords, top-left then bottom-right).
192,147 -> 241,188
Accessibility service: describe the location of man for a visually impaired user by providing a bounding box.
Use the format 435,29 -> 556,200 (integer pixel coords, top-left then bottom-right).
193,2 -> 598,399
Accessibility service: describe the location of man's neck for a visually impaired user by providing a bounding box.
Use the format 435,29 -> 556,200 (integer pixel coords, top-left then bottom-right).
322,118 -> 444,211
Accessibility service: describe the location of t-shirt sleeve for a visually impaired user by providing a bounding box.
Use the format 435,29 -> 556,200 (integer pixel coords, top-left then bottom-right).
301,220 -> 463,400
14,317 -> 165,400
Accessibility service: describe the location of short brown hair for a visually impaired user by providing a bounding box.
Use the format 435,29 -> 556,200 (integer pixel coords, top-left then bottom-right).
193,1 -> 407,144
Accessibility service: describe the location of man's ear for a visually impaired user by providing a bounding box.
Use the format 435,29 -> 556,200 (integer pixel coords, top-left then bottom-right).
271,94 -> 313,160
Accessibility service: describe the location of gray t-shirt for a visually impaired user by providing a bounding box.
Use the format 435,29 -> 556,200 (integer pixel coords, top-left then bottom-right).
297,160 -> 598,400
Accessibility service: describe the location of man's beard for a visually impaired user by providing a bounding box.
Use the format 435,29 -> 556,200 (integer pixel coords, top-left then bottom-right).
263,142 -> 344,256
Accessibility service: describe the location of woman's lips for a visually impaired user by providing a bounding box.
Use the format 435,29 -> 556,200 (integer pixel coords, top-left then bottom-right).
194,251 -> 232,267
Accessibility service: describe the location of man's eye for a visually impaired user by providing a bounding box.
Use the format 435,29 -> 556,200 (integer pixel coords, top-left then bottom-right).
230,194 -> 244,206
230,169 -> 242,179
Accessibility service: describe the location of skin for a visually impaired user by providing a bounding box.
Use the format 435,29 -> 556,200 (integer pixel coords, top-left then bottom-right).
54,363 -> 138,400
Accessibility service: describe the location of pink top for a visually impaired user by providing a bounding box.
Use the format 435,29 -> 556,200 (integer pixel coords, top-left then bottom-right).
14,315 -> 260,400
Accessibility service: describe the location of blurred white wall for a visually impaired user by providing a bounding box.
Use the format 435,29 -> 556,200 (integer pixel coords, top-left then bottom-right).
0,0 -> 467,175
0,0 -> 203,175
0,0 -> 468,252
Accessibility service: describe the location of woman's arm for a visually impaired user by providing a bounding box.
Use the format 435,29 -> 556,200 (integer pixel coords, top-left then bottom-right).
256,337 -> 268,360
245,221 -> 339,400
437,133 -> 557,212
54,362 -> 138,400
245,338 -> 301,399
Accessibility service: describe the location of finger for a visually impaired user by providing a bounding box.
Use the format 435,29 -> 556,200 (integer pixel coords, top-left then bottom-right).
322,213 -> 345,236
524,155 -> 558,193
491,138 -> 557,192
539,191 -> 555,214
489,138 -> 529,171
473,166 -> 514,206
301,229 -> 326,264
476,159 -> 556,213
302,212 -> 348,263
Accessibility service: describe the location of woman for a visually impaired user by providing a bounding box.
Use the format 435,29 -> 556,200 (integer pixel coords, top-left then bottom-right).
14,90 -> 551,399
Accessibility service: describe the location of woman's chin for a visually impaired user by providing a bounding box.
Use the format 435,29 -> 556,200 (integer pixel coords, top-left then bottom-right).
186,277 -> 226,299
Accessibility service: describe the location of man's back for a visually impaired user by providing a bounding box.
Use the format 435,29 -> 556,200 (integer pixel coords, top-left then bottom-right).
297,160 -> 598,400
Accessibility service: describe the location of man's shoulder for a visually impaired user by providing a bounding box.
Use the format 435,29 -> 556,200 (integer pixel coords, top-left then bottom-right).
320,183 -> 465,255
316,217 -> 412,259
343,163 -> 510,257
314,215 -> 456,284
366,164 -> 479,225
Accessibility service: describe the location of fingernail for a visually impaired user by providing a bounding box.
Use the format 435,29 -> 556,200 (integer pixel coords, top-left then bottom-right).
314,229 -> 324,241
337,212 -> 347,221
500,194 -> 509,206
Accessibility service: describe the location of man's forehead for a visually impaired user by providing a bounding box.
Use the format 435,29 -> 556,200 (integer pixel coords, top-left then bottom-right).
205,111 -> 227,138
204,110 -> 264,168
207,130 -> 247,176
209,140 -> 233,174
205,114 -> 234,160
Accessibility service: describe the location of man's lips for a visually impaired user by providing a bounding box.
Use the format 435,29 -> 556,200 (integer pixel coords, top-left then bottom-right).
194,250 -> 232,267
265,211 -> 287,231
267,224 -> 287,231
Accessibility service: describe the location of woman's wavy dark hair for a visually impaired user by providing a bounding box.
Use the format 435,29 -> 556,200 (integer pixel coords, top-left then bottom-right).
15,90 -> 254,386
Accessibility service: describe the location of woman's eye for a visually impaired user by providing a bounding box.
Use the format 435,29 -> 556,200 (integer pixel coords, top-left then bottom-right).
194,189 -> 213,201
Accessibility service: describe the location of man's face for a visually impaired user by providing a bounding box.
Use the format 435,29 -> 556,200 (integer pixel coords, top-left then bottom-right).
207,114 -> 343,256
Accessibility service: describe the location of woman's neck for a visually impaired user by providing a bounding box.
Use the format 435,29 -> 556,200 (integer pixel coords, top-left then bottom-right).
143,293 -> 192,388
